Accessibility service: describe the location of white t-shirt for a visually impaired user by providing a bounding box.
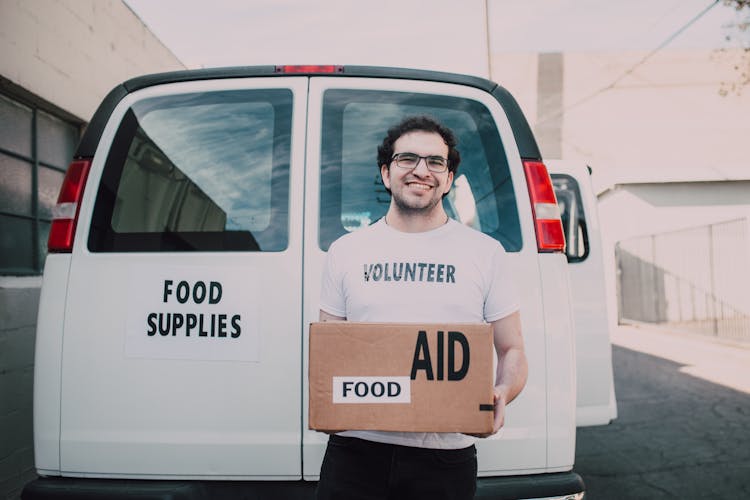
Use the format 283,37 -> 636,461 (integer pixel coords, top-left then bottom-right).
319,218 -> 520,449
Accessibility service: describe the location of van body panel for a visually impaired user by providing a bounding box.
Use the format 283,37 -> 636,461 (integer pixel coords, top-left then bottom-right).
57,77 -> 308,477
537,255 -> 577,468
33,254 -> 72,474
547,160 -> 618,426
302,77 -> 549,477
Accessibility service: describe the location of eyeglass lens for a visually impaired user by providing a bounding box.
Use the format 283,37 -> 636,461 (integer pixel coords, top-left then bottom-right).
393,153 -> 448,172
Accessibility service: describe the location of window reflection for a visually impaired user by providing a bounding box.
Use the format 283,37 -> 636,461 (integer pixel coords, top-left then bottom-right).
551,174 -> 589,262
320,89 -> 521,252
90,89 -> 292,252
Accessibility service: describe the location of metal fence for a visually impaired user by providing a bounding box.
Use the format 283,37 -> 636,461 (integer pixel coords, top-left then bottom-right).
616,218 -> 750,342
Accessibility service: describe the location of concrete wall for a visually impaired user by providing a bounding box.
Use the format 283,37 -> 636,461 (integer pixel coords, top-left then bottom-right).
0,0 -> 185,120
599,181 -> 750,242
535,52 -> 564,158
598,182 -> 750,336
0,280 -> 39,499
491,48 -> 750,336
490,48 -> 750,186
616,216 -> 750,341
0,1 -> 184,497
561,48 -> 750,183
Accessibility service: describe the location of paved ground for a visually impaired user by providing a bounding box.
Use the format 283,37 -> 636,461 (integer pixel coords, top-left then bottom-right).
574,325 -> 750,500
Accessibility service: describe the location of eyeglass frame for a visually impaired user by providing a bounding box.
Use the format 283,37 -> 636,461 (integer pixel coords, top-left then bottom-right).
389,152 -> 450,173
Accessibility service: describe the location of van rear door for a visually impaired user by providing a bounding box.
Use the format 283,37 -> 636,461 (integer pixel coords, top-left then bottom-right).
59,78 -> 308,477
301,76 -> 559,477
548,160 -> 618,426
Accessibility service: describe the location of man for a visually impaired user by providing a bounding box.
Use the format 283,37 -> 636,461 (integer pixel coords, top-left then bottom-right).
317,116 -> 528,500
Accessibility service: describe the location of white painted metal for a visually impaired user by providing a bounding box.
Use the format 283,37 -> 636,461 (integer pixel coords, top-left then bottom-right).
33,254 -> 72,475
301,77 -> 565,478
57,77 -> 309,478
538,254 -> 577,468
547,159 -> 618,426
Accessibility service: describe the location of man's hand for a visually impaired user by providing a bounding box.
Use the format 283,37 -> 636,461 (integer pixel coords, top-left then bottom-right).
468,311 -> 527,439
468,386 -> 507,438
489,387 -> 507,435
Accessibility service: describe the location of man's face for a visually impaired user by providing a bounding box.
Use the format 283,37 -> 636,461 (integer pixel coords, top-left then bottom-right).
380,131 -> 454,216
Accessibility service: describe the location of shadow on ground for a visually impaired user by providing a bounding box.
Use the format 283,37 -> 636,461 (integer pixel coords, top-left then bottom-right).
574,345 -> 750,499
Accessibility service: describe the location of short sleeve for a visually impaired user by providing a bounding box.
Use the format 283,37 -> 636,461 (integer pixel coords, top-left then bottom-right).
483,245 -> 521,322
319,240 -> 347,318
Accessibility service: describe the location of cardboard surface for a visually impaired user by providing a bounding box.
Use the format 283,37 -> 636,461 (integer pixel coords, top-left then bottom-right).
309,322 -> 495,433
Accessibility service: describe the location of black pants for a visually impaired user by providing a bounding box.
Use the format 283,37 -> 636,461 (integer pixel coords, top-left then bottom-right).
316,435 -> 477,500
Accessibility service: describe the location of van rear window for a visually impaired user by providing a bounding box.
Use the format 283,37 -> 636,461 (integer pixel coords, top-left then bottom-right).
89,89 -> 292,252
319,89 -> 521,252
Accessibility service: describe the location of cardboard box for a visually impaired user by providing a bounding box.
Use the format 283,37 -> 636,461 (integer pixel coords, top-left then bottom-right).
309,322 -> 495,433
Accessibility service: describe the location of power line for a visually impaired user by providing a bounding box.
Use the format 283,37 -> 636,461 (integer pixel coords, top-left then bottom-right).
535,0 -> 721,126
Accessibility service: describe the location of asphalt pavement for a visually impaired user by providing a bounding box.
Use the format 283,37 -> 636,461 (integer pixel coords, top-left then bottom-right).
574,325 -> 750,500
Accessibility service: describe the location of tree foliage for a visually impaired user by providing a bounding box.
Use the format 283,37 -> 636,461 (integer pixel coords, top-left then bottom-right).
723,0 -> 749,35
718,0 -> 750,95
724,0 -> 749,10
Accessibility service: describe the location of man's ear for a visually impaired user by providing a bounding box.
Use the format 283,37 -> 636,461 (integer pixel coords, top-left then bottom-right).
380,164 -> 391,190
443,171 -> 454,195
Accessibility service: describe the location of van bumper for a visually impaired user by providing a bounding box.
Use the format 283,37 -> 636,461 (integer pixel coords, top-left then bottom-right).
23,472 -> 584,499
476,472 -> 585,499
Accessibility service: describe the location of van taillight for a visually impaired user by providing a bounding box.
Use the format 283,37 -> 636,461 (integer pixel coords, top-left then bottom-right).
48,159 -> 92,253
523,160 -> 565,253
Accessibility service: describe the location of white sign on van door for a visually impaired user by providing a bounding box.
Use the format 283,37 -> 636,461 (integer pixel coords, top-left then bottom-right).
125,266 -> 260,362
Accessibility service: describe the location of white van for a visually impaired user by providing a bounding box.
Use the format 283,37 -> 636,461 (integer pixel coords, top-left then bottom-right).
25,65 -> 615,500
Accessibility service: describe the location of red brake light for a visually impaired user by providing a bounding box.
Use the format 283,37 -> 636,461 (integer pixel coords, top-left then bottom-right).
275,65 -> 343,74
48,159 -> 92,253
523,160 -> 565,253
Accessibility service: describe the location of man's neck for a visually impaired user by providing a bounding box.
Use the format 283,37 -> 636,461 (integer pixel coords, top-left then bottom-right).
384,207 -> 449,233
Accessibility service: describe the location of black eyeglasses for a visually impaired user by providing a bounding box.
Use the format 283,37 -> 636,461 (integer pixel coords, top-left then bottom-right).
390,153 -> 449,173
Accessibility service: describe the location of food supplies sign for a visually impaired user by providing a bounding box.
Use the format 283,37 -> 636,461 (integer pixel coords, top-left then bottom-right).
126,266 -> 259,361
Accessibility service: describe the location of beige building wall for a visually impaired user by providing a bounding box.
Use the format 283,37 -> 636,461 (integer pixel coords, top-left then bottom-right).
0,0 -> 185,121
491,48 -> 750,187
490,52 -> 539,127
0,2 -> 184,498
562,48 -> 749,182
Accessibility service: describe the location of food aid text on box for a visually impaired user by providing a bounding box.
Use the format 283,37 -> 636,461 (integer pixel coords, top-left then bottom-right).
333,377 -> 411,404
308,322 -> 495,434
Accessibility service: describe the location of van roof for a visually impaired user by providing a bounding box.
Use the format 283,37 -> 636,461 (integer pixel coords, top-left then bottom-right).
76,65 -> 541,161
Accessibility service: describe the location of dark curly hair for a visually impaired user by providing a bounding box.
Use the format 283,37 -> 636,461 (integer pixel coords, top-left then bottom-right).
377,116 -> 461,175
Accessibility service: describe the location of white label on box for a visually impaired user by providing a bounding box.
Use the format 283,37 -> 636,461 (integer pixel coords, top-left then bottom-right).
333,376 -> 411,404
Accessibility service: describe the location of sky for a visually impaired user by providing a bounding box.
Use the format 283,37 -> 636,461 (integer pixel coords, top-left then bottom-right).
125,0 -> 749,74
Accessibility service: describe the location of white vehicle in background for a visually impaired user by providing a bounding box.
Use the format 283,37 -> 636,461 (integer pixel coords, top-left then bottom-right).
24,65 -> 615,500
548,160 -> 618,427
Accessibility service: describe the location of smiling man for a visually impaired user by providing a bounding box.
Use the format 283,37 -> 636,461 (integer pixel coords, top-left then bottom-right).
317,116 -> 528,500
379,125 -> 454,228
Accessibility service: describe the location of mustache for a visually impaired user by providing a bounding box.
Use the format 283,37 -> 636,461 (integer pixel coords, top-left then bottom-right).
403,176 -> 438,187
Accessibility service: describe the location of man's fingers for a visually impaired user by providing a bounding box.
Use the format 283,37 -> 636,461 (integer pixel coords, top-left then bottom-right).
493,396 -> 506,433
468,396 -> 506,438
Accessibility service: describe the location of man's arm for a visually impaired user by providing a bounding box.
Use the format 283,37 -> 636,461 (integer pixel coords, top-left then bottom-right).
477,310 -> 528,437
320,310 -> 346,322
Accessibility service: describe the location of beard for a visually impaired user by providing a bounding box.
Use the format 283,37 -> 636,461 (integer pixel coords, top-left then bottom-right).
390,185 -> 444,216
